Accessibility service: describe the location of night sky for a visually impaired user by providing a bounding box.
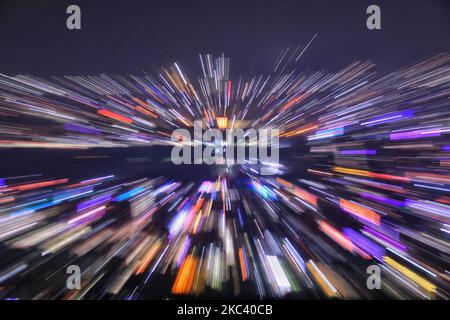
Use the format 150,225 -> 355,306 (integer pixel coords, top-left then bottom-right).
0,0 -> 449,76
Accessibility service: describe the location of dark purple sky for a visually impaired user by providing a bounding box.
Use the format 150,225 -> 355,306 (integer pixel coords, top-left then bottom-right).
0,0 -> 449,76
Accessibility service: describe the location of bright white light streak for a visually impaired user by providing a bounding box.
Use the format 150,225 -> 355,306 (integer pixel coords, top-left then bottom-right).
174,63 -> 188,85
